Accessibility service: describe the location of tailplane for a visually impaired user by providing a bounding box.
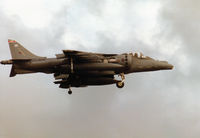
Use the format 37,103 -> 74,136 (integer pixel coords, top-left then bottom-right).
8,39 -> 45,60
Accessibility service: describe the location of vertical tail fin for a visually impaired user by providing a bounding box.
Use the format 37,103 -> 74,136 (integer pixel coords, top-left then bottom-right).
8,39 -> 44,60
8,39 -> 46,77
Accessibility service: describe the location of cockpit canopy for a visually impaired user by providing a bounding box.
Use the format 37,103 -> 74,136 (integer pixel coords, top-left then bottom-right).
129,52 -> 147,59
128,52 -> 153,60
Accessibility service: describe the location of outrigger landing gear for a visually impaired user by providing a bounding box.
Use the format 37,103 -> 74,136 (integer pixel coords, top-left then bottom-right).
68,85 -> 72,95
116,73 -> 125,88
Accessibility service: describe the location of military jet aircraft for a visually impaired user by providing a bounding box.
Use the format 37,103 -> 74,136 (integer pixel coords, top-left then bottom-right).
1,39 -> 173,94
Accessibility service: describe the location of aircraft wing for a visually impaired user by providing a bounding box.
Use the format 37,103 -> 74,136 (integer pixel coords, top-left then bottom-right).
53,50 -> 119,89
63,50 -> 117,57
63,50 -> 101,61
55,50 -> 118,62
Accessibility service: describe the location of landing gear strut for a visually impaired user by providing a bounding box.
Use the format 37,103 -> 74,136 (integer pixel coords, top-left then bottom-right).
68,85 -> 72,95
68,58 -> 73,95
116,73 -> 125,88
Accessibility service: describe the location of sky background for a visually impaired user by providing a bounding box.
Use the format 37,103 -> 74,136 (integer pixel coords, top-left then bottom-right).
0,0 -> 200,138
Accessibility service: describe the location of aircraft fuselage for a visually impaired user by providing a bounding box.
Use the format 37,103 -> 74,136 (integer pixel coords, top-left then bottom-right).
1,40 -> 173,94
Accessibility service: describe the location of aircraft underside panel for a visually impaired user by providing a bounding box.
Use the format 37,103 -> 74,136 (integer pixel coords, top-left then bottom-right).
58,77 -> 118,89
54,73 -> 118,89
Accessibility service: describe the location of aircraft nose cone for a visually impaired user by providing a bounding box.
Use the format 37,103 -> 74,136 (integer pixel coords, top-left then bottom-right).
159,61 -> 174,70
166,63 -> 174,70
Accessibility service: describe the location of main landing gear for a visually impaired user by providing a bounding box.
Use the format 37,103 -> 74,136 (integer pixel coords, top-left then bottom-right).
68,85 -> 72,95
116,73 -> 125,88
68,57 -> 74,95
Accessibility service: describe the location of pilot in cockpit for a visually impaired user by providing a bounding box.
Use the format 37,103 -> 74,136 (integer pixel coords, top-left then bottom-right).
130,52 -> 147,59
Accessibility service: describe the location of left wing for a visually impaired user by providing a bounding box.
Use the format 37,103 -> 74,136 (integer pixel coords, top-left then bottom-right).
56,50 -> 117,62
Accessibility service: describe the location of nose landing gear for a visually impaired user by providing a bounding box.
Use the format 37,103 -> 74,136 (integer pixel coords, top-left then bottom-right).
116,73 -> 125,88
116,81 -> 125,88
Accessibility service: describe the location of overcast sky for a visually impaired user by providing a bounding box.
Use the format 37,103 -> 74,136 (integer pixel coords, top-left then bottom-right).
0,0 -> 200,138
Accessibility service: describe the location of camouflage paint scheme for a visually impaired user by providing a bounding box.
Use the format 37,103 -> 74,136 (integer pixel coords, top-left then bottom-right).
1,39 -> 173,94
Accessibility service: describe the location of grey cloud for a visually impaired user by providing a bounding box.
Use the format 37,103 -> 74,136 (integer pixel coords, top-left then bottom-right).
160,0 -> 200,80
0,0 -> 200,138
160,0 -> 200,57
82,0 -> 106,16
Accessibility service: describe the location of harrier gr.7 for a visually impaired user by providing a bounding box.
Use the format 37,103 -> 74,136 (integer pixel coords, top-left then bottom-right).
1,40 -> 173,94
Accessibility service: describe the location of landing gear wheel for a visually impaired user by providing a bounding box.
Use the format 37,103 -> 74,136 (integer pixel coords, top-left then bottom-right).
116,73 -> 125,88
68,85 -> 72,95
116,81 -> 125,88
68,90 -> 72,95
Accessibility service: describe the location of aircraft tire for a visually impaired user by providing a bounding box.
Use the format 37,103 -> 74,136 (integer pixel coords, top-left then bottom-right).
116,82 -> 125,88
68,90 -> 72,95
